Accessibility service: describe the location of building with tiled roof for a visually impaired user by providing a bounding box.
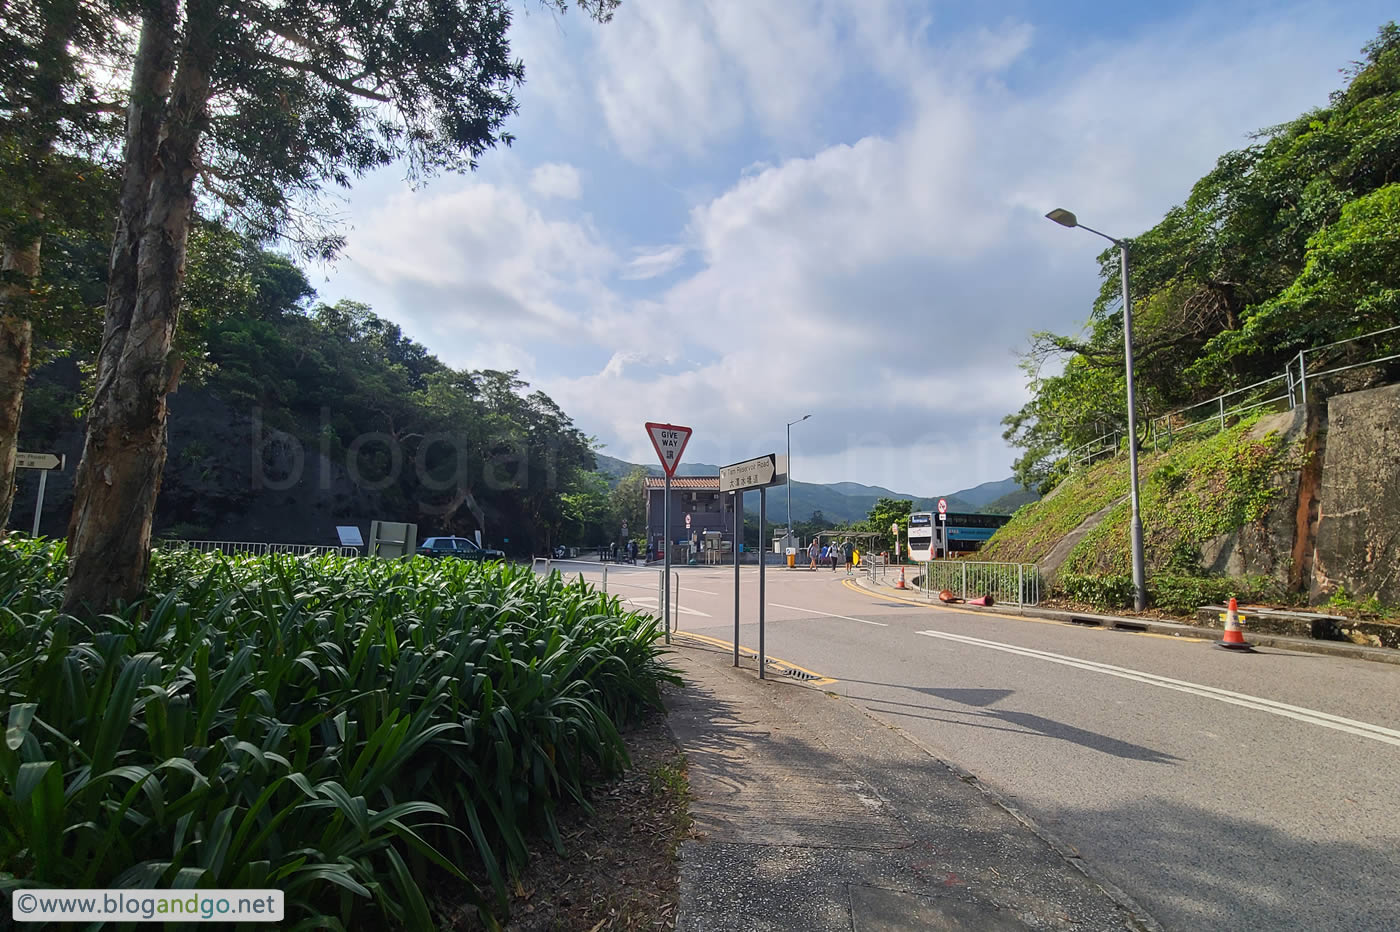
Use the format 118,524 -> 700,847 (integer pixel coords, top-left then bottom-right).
643,475 -> 737,561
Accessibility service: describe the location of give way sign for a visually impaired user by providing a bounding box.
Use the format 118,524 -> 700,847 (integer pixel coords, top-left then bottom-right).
645,422 -> 692,477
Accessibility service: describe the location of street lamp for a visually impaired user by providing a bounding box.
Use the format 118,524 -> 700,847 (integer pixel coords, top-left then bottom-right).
786,414 -> 811,544
1046,207 -> 1147,611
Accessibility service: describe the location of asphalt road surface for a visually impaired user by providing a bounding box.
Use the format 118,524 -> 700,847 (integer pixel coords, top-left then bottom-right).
546,560 -> 1400,932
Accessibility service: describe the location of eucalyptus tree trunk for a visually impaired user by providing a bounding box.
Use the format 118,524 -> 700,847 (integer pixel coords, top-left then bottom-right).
64,4 -> 211,612
0,243 -> 37,533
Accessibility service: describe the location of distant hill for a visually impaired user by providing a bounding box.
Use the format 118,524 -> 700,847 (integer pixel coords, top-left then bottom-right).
592,453 -> 1036,525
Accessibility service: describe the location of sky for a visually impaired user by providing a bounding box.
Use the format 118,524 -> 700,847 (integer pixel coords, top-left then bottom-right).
316,0 -> 1392,497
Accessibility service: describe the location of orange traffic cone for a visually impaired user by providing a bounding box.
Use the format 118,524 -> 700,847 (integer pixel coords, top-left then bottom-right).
1216,597 -> 1256,652
896,566 -> 909,589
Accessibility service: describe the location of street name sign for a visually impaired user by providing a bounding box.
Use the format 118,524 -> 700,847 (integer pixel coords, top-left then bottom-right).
719,454 -> 782,492
335,526 -> 365,548
16,452 -> 63,471
645,422 -> 692,477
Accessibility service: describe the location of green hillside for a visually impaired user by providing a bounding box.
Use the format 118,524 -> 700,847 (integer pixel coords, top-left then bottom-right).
981,416 -> 1302,611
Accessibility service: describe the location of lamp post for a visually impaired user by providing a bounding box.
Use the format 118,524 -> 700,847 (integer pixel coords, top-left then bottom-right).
1046,207 -> 1147,611
785,414 -> 811,545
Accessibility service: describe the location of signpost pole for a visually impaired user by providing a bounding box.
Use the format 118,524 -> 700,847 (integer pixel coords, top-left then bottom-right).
31,469 -> 48,538
733,491 -> 740,668
663,472 -> 671,644
758,485 -> 766,680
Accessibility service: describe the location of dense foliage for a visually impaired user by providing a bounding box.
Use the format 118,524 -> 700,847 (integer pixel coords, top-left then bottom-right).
0,540 -> 678,926
1005,24 -> 1400,492
21,225 -> 603,553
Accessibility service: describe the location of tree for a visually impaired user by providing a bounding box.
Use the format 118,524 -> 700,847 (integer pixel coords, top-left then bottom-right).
1004,23 -> 1400,491
609,467 -> 648,542
864,497 -> 911,555
0,0 -> 122,531
62,0 -> 618,611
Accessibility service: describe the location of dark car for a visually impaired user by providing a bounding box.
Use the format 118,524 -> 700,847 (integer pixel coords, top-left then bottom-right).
417,536 -> 505,561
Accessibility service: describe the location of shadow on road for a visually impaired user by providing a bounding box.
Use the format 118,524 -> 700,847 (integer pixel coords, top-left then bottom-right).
839,678 -> 1182,765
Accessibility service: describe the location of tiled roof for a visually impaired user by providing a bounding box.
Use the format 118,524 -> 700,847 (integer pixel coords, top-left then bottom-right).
644,476 -> 720,489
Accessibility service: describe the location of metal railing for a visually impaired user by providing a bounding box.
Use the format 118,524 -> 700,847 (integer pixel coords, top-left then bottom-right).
917,560 -> 1042,606
159,540 -> 360,558
1068,429 -> 1124,472
1150,323 -> 1400,449
530,558 -> 681,639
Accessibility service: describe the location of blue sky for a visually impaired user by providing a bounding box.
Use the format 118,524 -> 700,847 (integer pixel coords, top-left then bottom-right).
316,0 -> 1393,496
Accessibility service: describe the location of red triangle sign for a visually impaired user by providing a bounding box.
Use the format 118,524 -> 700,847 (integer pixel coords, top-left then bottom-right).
645,422 -> 692,478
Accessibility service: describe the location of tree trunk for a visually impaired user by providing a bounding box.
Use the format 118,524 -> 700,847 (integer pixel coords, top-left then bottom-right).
0,310 -> 34,536
64,5 -> 211,612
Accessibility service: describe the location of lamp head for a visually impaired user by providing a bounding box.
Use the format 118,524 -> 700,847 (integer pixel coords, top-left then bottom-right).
1046,208 -> 1078,228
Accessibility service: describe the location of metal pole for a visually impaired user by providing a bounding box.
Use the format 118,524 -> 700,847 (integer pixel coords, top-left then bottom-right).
758,485 -> 766,680
1298,350 -> 1308,407
786,422 -> 792,545
1121,243 -> 1148,612
31,469 -> 48,537
961,561 -> 967,601
663,473 -> 671,644
733,491 -> 740,668
1218,396 -> 1225,431
602,563 -> 607,595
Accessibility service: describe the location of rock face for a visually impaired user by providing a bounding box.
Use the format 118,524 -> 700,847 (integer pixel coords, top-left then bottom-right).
1199,406 -> 1315,588
1310,383 -> 1400,606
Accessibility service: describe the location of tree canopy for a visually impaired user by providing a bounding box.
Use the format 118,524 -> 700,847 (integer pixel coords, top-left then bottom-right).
1005,23 -> 1400,491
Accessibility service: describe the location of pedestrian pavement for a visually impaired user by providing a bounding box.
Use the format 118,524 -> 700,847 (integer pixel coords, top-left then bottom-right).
664,638 -> 1161,931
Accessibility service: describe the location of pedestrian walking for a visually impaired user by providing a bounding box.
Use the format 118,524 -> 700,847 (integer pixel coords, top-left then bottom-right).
842,539 -> 854,575
807,538 -> 820,570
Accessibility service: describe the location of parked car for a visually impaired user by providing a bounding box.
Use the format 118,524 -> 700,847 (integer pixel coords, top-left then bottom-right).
417,536 -> 505,561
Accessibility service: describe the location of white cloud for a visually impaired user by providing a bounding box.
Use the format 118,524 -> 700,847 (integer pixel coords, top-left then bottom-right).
620,245 -> 688,280
327,3 -> 1384,493
530,162 -> 583,200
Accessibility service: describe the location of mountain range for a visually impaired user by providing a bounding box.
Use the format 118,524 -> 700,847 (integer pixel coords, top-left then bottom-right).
593,454 -> 1037,524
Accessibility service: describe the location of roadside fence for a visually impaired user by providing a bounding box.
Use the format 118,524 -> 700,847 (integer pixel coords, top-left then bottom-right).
531,558 -> 680,639
920,560 -> 1041,606
159,540 -> 360,558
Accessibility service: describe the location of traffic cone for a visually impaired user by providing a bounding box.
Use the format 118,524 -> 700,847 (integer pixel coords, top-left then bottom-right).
1216,597 -> 1256,652
896,565 -> 909,589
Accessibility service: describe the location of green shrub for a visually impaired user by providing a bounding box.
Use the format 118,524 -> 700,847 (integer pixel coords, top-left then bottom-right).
1055,573 -> 1136,609
0,542 -> 679,928
1148,575 -> 1242,615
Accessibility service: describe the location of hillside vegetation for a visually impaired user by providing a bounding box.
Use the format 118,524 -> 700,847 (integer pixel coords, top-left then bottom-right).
982,418 -> 1302,612
1004,25 -> 1400,493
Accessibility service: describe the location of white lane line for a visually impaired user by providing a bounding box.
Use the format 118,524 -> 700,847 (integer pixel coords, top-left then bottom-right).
915,629 -> 1400,748
628,597 -> 712,618
771,602 -> 888,627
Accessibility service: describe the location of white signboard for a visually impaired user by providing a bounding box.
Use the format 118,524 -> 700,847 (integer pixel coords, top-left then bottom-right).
645,422 -> 692,477
16,452 -> 63,470
335,525 -> 365,547
719,454 -> 781,492
684,514 -> 691,529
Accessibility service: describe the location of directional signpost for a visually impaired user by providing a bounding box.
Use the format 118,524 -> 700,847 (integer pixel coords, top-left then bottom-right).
646,423 -> 692,644
720,453 -> 787,678
13,452 -> 65,537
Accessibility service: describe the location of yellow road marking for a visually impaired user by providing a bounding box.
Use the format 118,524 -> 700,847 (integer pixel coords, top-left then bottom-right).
839,579 -> 1207,642
673,630 -> 839,686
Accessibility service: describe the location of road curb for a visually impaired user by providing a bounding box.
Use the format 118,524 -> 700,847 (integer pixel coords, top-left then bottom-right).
853,576 -> 1400,666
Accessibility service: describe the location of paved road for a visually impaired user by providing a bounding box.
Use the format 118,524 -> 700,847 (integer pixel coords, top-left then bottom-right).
550,560 -> 1400,932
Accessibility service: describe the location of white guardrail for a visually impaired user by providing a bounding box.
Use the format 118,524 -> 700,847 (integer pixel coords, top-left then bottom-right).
159,540 -> 361,558
865,557 -> 1042,606
530,558 -> 681,638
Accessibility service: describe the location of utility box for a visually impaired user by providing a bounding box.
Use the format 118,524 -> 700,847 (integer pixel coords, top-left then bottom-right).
369,521 -> 418,559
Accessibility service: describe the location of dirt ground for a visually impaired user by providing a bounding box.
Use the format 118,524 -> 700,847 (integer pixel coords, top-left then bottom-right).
443,703 -> 692,932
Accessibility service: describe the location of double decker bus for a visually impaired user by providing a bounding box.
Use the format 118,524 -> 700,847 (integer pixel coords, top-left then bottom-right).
907,511 -> 1011,560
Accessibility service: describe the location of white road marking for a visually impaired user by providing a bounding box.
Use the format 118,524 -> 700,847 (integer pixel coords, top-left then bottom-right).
771,602 -> 888,627
628,597 -> 712,618
915,629 -> 1400,748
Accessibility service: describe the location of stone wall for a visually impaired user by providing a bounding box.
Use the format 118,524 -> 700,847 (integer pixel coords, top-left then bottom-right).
1310,383 -> 1400,606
